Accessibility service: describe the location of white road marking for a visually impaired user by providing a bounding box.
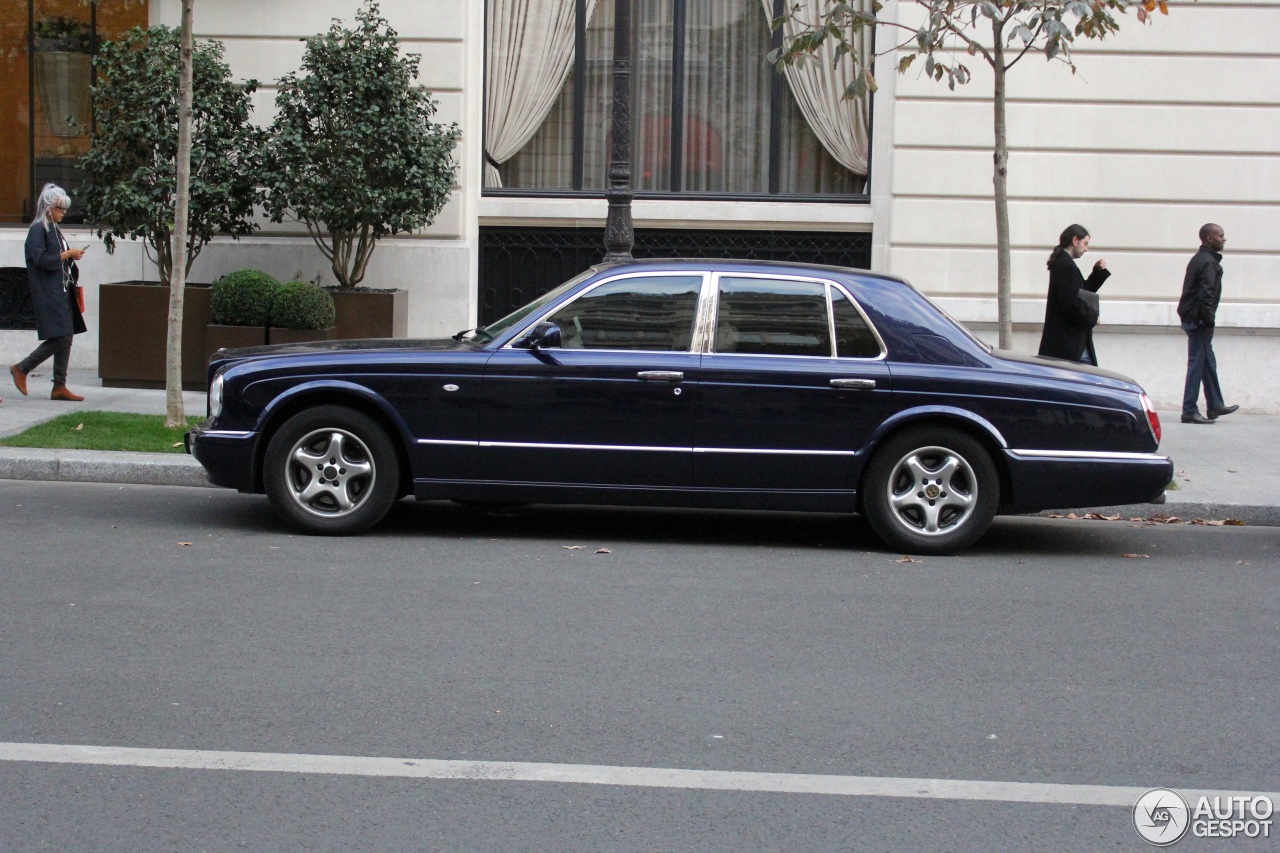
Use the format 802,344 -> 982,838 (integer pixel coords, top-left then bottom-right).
2,742 -> 1276,807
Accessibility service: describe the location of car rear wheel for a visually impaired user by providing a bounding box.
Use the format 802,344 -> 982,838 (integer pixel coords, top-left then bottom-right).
863,427 -> 999,555
264,406 -> 400,535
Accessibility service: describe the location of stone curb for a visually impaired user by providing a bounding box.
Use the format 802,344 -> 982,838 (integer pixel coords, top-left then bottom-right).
0,448 -> 211,488
1040,503 -> 1280,528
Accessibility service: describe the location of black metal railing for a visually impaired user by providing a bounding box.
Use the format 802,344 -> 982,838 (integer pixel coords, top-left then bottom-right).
0,267 -> 38,330
478,227 -> 872,326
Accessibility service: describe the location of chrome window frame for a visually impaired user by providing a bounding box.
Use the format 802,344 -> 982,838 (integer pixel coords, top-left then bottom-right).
502,270 -> 713,354
705,272 -> 887,361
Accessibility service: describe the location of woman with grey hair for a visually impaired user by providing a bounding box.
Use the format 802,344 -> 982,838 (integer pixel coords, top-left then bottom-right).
13,183 -> 88,402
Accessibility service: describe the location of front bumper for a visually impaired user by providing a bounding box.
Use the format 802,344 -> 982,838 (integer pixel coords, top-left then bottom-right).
186,424 -> 258,492
1003,449 -> 1174,514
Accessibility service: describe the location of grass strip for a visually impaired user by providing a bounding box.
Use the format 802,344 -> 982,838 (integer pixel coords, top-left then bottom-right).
0,411 -> 201,454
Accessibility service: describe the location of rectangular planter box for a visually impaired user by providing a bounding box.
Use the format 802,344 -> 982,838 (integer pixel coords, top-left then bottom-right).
98,281 -> 212,391
206,324 -> 267,361
330,288 -> 407,340
269,326 -> 337,346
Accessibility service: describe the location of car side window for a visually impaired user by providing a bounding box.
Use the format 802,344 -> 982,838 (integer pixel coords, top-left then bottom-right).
543,275 -> 702,351
831,289 -> 881,358
714,277 -> 831,357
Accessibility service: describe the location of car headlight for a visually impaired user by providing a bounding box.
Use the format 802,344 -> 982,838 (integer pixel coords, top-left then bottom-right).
209,371 -> 224,420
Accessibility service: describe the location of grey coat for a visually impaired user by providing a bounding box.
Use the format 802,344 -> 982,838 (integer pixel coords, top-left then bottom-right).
25,220 -> 87,340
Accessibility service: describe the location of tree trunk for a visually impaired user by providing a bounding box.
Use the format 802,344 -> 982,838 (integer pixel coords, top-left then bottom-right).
991,22 -> 1014,350
165,0 -> 195,428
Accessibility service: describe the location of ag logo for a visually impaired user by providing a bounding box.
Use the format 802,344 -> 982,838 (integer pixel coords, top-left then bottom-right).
1134,788 -> 1191,846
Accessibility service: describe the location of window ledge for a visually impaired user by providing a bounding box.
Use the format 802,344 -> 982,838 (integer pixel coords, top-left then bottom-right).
478,197 -> 874,232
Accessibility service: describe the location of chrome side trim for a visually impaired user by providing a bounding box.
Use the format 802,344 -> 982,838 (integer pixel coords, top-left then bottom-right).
694,447 -> 857,457
480,441 -> 690,452
198,430 -> 254,439
1009,449 -> 1171,462
417,439 -> 856,457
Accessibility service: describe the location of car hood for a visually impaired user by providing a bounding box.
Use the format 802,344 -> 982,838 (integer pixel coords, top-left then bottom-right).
210,337 -> 475,369
989,349 -> 1145,390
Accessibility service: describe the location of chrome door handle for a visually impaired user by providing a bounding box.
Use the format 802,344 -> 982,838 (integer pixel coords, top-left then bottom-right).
830,378 -> 876,390
638,371 -> 684,381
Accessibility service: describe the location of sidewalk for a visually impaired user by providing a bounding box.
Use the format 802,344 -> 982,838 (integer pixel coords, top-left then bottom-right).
0,369 -> 209,488
0,369 -> 1275,525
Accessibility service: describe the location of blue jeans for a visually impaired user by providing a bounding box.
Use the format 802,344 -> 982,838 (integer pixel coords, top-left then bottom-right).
1182,322 -> 1224,416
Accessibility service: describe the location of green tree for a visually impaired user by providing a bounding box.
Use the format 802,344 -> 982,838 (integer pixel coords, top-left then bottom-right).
264,0 -> 461,289
80,18 -> 263,423
771,0 -> 1169,349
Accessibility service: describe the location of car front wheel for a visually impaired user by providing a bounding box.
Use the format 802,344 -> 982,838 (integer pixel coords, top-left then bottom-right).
863,427 -> 999,555
264,406 -> 400,535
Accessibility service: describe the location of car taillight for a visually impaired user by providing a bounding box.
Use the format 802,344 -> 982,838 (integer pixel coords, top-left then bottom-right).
1141,393 -> 1161,444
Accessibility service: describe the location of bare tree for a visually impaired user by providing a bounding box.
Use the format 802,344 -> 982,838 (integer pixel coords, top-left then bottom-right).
165,0 -> 196,427
772,0 -> 1170,349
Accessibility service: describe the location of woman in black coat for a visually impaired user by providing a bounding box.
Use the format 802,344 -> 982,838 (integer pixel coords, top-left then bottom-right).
1037,224 -> 1110,366
13,184 -> 88,402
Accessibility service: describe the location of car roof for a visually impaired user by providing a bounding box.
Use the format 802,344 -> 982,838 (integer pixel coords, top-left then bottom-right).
591,258 -> 911,286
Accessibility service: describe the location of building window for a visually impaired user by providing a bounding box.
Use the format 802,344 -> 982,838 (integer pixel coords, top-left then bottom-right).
0,1 -> 148,226
484,0 -> 871,199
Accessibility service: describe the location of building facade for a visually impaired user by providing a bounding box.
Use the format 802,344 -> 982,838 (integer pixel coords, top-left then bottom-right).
1,0 -> 1277,411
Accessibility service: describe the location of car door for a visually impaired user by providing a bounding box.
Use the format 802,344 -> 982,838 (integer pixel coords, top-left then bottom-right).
479,272 -> 706,488
693,274 -> 894,493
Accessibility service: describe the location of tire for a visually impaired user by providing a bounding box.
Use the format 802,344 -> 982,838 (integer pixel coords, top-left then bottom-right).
862,427 -> 999,555
264,405 -> 401,535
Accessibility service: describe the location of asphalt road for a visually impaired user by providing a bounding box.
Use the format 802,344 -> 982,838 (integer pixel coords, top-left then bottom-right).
1,480 -> 1277,852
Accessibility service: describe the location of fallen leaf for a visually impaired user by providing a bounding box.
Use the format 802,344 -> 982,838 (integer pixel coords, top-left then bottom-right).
1227,469 -> 1238,474
1123,553 -> 1150,559
171,442 -> 183,448
178,542 -> 193,546
1065,512 -> 1080,519
896,555 -> 921,564
1102,513 -> 1122,521
1224,519 -> 1245,526
562,545 -> 586,550
72,423 -> 83,431
595,548 -> 611,554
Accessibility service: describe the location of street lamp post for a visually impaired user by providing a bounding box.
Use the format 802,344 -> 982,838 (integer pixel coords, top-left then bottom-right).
603,0 -> 634,262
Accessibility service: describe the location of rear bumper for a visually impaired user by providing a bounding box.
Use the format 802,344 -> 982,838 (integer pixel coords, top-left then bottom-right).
1003,449 -> 1173,514
186,425 -> 258,492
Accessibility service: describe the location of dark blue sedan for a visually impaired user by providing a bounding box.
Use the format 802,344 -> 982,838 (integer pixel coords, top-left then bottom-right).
187,260 -> 1172,554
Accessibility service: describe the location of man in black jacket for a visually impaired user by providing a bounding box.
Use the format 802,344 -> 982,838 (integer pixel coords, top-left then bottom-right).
1177,223 -> 1237,425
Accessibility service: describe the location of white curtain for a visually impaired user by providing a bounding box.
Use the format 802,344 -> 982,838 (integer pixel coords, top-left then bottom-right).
485,0 -> 599,187
761,0 -> 871,176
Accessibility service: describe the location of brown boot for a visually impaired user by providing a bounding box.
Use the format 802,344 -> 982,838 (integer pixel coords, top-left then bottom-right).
51,384 -> 84,402
10,364 -> 27,396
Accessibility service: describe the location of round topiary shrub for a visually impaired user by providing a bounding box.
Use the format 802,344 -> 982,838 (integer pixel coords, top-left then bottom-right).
211,269 -> 280,326
271,279 -> 337,330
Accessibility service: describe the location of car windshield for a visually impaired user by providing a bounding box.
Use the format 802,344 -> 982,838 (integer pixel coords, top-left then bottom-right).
464,269 -> 598,345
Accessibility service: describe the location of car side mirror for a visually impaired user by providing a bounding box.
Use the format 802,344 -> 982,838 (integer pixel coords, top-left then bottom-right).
516,322 -> 562,350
